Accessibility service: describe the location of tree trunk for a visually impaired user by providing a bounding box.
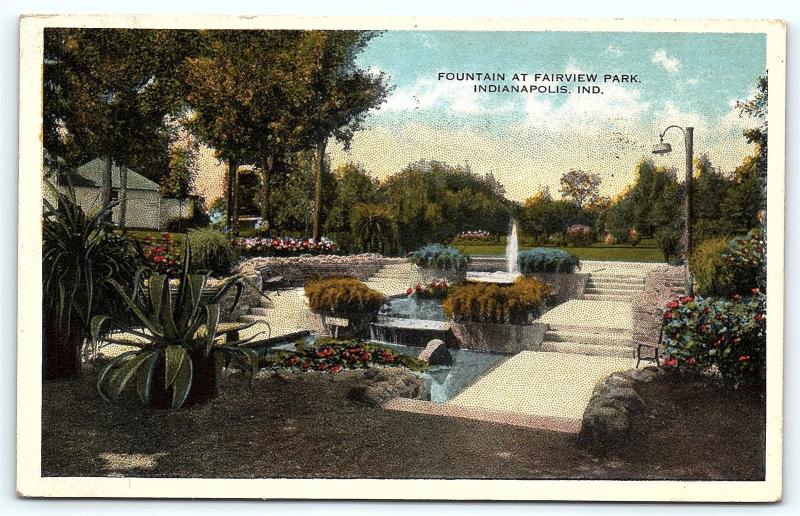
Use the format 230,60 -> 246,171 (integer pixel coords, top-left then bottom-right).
225,158 -> 238,231
118,164 -> 128,229
101,156 -> 113,222
311,139 -> 326,242
232,161 -> 241,235
260,154 -> 273,236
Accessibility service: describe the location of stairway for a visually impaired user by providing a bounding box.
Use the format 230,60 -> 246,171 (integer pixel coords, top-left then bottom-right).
239,287 -> 312,342
537,267 -> 648,358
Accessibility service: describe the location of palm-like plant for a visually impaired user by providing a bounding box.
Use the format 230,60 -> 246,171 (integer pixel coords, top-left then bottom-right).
42,182 -> 141,379
92,241 -> 259,409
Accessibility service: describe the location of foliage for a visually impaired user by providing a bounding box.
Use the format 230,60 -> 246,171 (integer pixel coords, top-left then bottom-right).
517,248 -> 580,274
349,203 -> 398,255
141,232 -> 182,277
187,228 -> 237,276
406,279 -> 450,300
408,244 -> 469,271
691,231 -> 764,297
443,277 -> 552,325
379,160 -> 513,252
42,184 -> 142,378
160,144 -> 198,199
236,236 -> 338,257
92,241 -> 257,409
661,293 -> 765,389
519,195 -> 593,239
559,169 -> 602,207
564,224 -> 594,247
304,276 -> 385,315
627,228 -> 641,247
260,338 -> 428,373
325,163 -> 380,251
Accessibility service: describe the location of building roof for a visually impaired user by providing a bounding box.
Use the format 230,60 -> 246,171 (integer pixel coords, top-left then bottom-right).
60,158 -> 160,191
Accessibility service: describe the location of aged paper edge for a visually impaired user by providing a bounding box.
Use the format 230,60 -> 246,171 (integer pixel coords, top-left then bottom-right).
16,14 -> 786,502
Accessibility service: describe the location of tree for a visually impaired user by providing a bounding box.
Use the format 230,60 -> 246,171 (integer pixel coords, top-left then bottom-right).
325,163 -> 379,250
44,29 -> 194,226
293,31 -> 390,241
559,169 -> 602,207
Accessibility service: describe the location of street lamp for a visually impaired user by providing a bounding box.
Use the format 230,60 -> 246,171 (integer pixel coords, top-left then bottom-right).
652,125 -> 694,295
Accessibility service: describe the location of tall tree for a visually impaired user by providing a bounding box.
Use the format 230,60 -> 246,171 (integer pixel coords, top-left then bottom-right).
43,29 -> 194,226
559,169 -> 602,208
294,31 -> 389,240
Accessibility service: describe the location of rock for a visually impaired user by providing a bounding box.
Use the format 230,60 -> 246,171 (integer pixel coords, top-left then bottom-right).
629,369 -> 657,383
579,398 -> 634,449
348,367 -> 429,407
417,339 -> 453,366
603,386 -> 646,416
606,373 -> 635,388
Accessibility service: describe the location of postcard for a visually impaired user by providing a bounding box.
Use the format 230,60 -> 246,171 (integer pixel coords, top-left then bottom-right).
17,15 -> 785,501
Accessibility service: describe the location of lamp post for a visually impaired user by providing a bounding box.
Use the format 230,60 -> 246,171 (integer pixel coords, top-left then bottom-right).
652,125 -> 694,295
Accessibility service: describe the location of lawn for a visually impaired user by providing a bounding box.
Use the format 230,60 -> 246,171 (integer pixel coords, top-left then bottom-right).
454,239 -> 665,262
42,369 -> 764,480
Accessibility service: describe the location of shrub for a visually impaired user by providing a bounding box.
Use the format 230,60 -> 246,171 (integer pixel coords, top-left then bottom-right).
655,227 -> 681,264
627,228 -> 641,247
304,276 -> 385,315
349,203 -> 398,255
141,232 -> 182,277
408,244 -> 468,271
42,184 -> 142,379
661,292 -> 765,389
92,240 -> 256,409
564,224 -> 594,247
187,228 -> 237,276
260,338 -> 428,372
517,248 -> 579,274
443,277 -> 552,325
691,231 -> 764,297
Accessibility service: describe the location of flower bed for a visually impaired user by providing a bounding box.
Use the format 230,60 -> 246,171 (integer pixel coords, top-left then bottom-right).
141,233 -> 181,277
661,291 -> 765,389
406,279 -> 449,300
260,338 -> 428,372
236,236 -> 338,257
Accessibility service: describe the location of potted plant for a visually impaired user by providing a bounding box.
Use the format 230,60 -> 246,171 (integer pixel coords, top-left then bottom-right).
42,183 -> 141,379
304,276 -> 385,339
443,277 -> 552,354
91,241 -> 258,409
408,244 -> 469,283
517,248 -> 587,305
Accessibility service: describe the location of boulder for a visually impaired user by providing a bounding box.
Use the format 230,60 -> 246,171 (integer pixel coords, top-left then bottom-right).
348,367 -> 429,407
418,339 -> 453,366
603,386 -> 646,416
579,398 -> 634,449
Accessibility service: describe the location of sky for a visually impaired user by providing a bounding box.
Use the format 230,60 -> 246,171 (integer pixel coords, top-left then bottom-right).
326,31 -> 767,202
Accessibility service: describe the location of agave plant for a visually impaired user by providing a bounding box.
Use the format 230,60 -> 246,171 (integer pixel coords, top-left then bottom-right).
42,181 -> 141,379
92,240 -> 259,409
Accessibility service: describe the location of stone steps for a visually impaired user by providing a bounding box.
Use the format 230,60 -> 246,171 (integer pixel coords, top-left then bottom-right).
587,276 -> 645,286
540,340 -> 634,358
544,329 -> 633,347
584,286 -> 641,296
582,293 -> 635,302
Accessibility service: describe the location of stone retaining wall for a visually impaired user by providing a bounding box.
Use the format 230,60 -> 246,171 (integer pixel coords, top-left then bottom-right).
248,254 -> 401,287
631,265 -> 687,350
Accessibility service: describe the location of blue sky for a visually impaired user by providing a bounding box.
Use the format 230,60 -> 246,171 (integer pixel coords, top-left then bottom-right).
328,30 -> 766,201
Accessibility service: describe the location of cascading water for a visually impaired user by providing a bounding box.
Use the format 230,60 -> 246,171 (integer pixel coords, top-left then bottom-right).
506,219 -> 519,274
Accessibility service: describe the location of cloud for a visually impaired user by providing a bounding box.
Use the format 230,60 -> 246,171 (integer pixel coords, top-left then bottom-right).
651,49 -> 681,74
382,77 -> 491,114
605,45 -> 624,57
686,78 -> 699,86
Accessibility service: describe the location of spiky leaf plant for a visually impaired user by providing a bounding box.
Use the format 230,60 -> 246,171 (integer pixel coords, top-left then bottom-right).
92,240 -> 259,409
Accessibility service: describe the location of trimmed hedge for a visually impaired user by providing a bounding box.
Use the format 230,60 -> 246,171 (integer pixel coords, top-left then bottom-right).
408,244 -> 468,271
304,276 -> 386,315
517,248 -> 579,274
443,277 -> 552,325
187,228 -> 237,276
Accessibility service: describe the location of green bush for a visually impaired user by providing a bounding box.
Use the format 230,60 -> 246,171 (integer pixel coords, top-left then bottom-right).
655,227 -> 681,264
304,276 -> 386,315
564,224 -> 594,247
661,293 -> 765,389
349,203 -> 398,255
691,231 -> 763,297
517,248 -> 579,274
443,277 -> 552,325
408,244 -> 469,271
187,228 -> 237,276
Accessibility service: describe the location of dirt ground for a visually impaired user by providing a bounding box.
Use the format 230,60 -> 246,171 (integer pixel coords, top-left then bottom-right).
41,368 -> 765,480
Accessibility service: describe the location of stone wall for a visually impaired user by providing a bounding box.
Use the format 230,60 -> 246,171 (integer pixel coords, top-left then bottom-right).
631,265 -> 687,350
247,254 -> 401,287
529,272 -> 589,305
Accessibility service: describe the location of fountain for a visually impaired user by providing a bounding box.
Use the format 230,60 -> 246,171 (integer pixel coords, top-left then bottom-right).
467,219 -> 522,283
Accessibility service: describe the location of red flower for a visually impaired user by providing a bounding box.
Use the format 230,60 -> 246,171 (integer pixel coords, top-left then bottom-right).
406,287 -> 414,296
731,294 -> 742,302
751,288 -> 761,295
755,313 -> 765,321
316,363 -> 329,371
301,360 -> 312,369
738,355 -> 750,362
666,300 -> 679,309
679,296 -> 695,304
329,364 -> 343,373
663,356 -> 677,367
663,311 -> 674,320
685,357 -> 696,366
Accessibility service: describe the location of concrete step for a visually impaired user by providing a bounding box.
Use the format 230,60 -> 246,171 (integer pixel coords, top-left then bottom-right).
544,329 -> 633,347
588,276 -> 645,286
547,321 -> 633,335
540,340 -> 635,358
584,286 -> 642,296
248,307 -> 272,317
582,293 -> 634,302
241,313 -> 268,323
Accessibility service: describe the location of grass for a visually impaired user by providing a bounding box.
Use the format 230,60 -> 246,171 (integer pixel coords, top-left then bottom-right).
454,239 -> 665,263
